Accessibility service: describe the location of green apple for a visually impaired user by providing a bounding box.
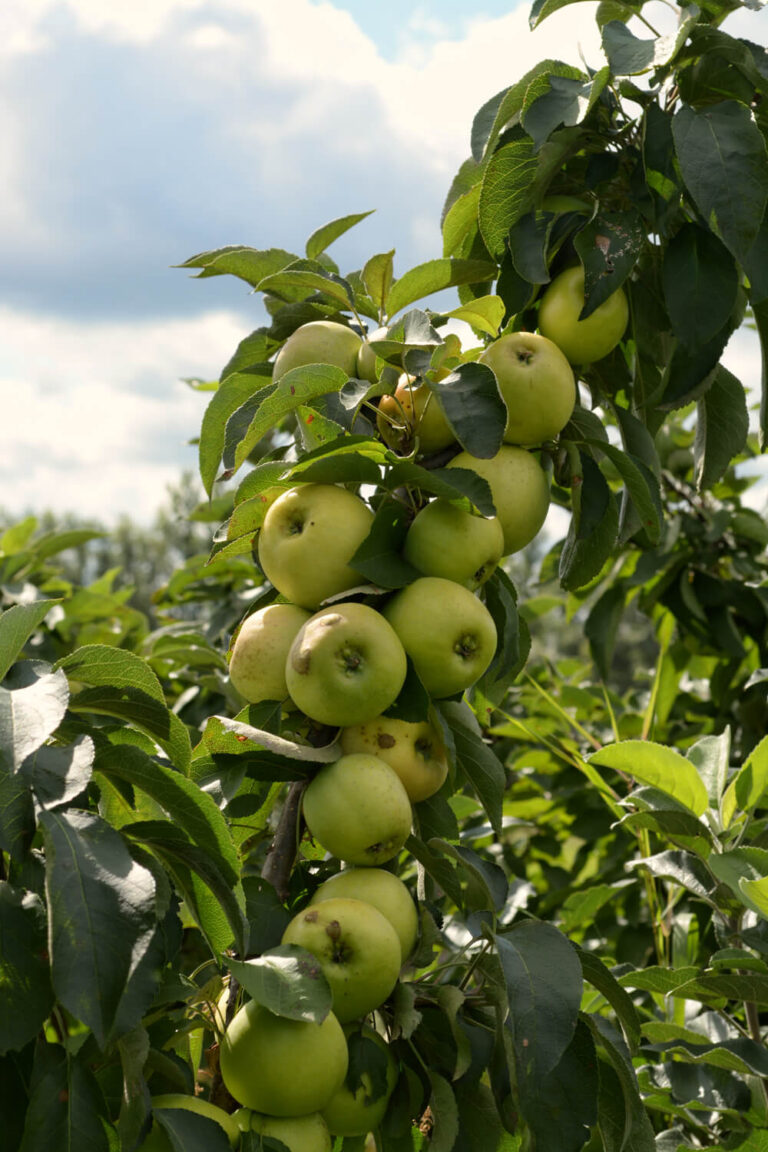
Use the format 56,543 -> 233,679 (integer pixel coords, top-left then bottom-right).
377,374 -> 456,455
147,1095 -> 240,1148
258,484 -> 374,609
357,327 -> 389,383
447,445 -> 550,555
403,500 -> 504,589
239,1111 -> 332,1152
382,577 -> 497,699
478,331 -> 575,445
286,603 -> 407,727
322,1024 -> 398,1136
274,320 -> 363,381
228,604 -> 311,703
303,753 -> 413,867
310,867 -> 419,962
282,896 -> 402,1022
340,716 -> 448,805
537,265 -> 628,365
219,1000 -> 347,1116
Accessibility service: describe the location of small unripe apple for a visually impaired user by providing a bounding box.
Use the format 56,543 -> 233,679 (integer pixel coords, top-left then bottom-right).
286,602 -> 407,728
478,330 -> 575,445
538,265 -> 628,365
273,320 -> 363,380
383,577 -> 497,699
311,866 -> 419,962
403,500 -> 504,589
258,484 -> 374,609
239,1111 -> 331,1152
219,1000 -> 348,1116
303,753 -> 413,867
377,375 -> 456,455
228,604 -> 311,703
322,1024 -> 398,1136
447,446 -> 550,555
282,897 -> 402,1022
340,716 -> 448,804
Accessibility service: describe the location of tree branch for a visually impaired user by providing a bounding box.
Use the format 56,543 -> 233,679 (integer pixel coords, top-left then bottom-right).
261,779 -> 308,903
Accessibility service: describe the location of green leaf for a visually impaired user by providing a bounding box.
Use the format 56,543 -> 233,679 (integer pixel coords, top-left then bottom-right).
154,1108 -> 232,1152
576,947 -> 642,1052
589,440 -> 663,545
176,245 -> 298,287
617,810 -> 712,856
428,1071 -> 459,1152
441,295 -> 505,338
428,363 -> 506,459
628,850 -> 715,901
362,251 -> 395,312
0,884 -> 54,1055
693,365 -> 749,492
224,363 -> 348,474
0,661 -> 69,773
479,139 -> 538,259
672,101 -> 768,264
431,839 -> 509,911
58,645 -> 192,774
386,259 -> 498,319
20,1041 -> 112,1152
559,453 -> 619,591
257,260 -> 354,308
574,212 -> 644,317
522,72 -> 602,152
21,735 -> 94,810
662,224 -> 739,349
439,700 -> 505,834
305,211 -> 374,261
199,371 -> 272,496
349,499 -> 420,590
519,1019 -> 598,1152
589,740 -> 710,815
95,743 -> 239,886
756,297 -> 768,452
496,920 -> 583,1082
601,17 -> 696,75
481,568 -> 530,690
384,461 -> 496,518
227,945 -> 333,1023
687,729 -> 731,810
588,1016 -> 655,1152
405,834 -> 464,907
722,734 -> 768,827
40,809 -> 159,1048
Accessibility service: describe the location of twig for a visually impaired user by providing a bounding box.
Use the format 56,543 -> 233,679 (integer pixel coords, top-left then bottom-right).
261,779 -> 308,903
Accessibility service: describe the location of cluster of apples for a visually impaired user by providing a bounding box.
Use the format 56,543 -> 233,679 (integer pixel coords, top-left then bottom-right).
212,264 -> 629,1149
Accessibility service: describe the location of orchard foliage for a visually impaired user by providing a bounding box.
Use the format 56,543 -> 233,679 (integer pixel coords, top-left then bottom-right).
2,1 -> 768,1150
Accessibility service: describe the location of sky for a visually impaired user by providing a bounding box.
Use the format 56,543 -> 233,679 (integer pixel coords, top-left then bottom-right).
1,0 -> 766,526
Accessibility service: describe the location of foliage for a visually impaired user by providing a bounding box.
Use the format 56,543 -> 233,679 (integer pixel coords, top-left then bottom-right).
2,1 -> 768,1150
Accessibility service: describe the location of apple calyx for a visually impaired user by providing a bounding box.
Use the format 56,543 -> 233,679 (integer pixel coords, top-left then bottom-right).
455,633 -> 480,661
337,644 -> 363,676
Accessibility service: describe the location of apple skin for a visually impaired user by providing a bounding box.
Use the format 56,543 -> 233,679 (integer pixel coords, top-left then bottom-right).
282,897 -> 402,1023
286,602 -> 407,727
258,484 -> 374,610
340,716 -> 448,805
237,1111 -> 332,1152
479,331 -> 576,445
228,604 -> 311,704
322,1024 -> 398,1137
274,320 -> 363,381
403,500 -> 504,589
147,1095 -> 240,1148
310,866 -> 419,962
382,577 -> 497,699
357,327 -> 389,383
302,753 -> 413,867
537,265 -> 628,365
219,1000 -> 348,1116
377,375 -> 456,455
448,446 -> 550,555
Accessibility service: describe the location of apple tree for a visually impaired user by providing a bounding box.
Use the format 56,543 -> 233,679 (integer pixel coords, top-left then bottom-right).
2,0 -> 768,1149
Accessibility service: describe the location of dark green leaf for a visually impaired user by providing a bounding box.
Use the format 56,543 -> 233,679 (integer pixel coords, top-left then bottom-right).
427,363 -> 506,459
576,948 -> 642,1051
431,839 -> 508,911
479,139 -> 539,259
384,462 -> 496,518
592,1031 -> 655,1152
227,945 -> 332,1023
585,583 -> 626,681
508,210 -> 554,284
627,850 -> 715,901
21,735 -> 94,810
199,373 -> 273,495
438,700 -> 505,834
589,441 -> 662,545
694,364 -> 749,491
406,834 -> 464,907
19,1041 -> 112,1152
428,1071 -> 459,1152
154,1107 -> 232,1152
0,601 -> 60,681
559,454 -> 619,591
0,884 -> 53,1056
574,212 -> 644,317
662,224 -> 739,349
672,101 -> 768,264
519,1019 -> 598,1152
481,568 -> 530,689
305,211 -> 374,261
257,259 -> 354,308
40,809 -> 159,1048
243,877 -> 292,957
349,500 -> 419,589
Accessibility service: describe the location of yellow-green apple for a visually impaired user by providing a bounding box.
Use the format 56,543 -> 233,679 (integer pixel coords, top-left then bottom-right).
357,327 -> 389,383
382,577 -> 497,698
286,603 -> 407,727
141,1095 -> 240,1150
377,375 -> 456,455
219,1001 -> 347,1116
282,897 -> 401,1022
448,445 -> 549,555
238,1111 -> 332,1152
340,716 -> 448,805
302,754 -> 412,866
228,604 -> 311,703
274,320 -> 363,381
310,867 -> 419,962
537,265 -> 628,364
322,1024 -> 398,1136
403,500 -> 504,589
478,331 -> 575,445
258,484 -> 373,609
